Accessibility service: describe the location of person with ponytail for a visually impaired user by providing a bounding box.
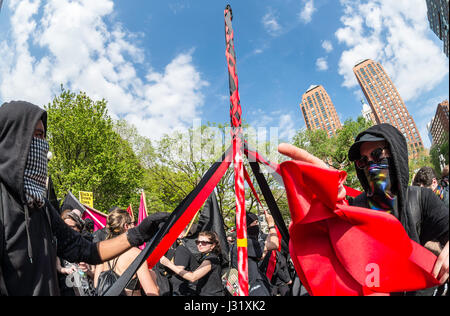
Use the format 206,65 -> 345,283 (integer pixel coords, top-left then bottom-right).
94,209 -> 159,296
160,231 -> 225,296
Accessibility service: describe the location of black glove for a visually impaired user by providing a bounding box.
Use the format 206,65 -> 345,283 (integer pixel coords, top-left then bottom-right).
127,212 -> 171,247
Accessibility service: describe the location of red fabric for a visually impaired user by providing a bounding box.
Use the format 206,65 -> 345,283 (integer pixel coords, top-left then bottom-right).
138,192 -> 148,250
266,227 -> 282,281
225,5 -> 249,296
82,205 -> 107,232
146,151 -> 232,269
126,204 -> 134,222
280,160 -> 439,296
343,185 -> 361,198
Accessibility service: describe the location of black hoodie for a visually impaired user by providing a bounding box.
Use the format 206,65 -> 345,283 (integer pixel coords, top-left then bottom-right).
0,101 -> 102,296
349,124 -> 448,246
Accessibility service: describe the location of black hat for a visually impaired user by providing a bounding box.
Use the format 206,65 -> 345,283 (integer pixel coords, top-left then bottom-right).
348,133 -> 385,162
246,212 -> 258,225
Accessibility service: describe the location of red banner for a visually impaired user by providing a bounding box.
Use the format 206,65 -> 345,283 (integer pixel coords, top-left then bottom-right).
280,160 -> 439,295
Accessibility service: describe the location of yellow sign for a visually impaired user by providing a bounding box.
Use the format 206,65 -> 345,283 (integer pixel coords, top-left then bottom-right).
79,191 -> 94,208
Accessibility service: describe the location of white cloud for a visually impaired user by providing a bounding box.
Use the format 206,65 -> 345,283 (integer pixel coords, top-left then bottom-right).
322,40 -> 333,53
335,0 -> 448,102
299,0 -> 316,24
316,57 -> 328,71
0,0 -> 208,140
249,109 -> 296,142
262,11 -> 282,37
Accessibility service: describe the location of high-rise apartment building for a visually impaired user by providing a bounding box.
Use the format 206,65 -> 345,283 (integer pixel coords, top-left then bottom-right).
427,100 -> 449,147
426,0 -> 449,57
353,59 -> 424,154
300,85 -> 342,137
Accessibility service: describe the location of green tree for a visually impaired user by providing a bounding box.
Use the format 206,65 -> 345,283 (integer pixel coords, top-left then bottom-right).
429,132 -> 449,175
46,87 -> 144,212
291,116 -> 373,191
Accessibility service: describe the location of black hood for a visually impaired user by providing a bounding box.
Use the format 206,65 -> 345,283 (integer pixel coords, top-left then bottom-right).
350,123 -> 415,238
352,124 -> 409,197
0,101 -> 47,203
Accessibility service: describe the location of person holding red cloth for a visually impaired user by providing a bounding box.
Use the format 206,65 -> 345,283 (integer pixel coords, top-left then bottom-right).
278,123 -> 448,296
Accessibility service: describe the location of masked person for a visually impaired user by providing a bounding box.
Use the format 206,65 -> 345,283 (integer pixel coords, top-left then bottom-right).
278,123 -> 449,295
0,101 -> 159,296
230,210 -> 279,296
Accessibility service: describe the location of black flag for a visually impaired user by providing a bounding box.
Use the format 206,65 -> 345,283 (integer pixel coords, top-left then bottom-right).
184,191 -> 229,267
60,191 -> 86,213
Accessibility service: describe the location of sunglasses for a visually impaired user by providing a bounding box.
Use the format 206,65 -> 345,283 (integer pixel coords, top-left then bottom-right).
195,240 -> 213,246
355,147 -> 387,170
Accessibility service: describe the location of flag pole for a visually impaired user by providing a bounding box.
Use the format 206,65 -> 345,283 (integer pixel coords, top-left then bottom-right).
224,4 -> 248,296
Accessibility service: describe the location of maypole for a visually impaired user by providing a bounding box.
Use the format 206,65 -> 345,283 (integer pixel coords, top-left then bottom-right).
224,4 -> 248,296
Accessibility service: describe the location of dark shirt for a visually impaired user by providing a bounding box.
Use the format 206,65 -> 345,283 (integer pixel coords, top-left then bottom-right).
196,252 -> 224,296
231,238 -> 272,296
171,243 -> 199,296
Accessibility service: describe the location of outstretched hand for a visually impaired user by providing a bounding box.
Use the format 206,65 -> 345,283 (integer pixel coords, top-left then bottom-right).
433,242 -> 449,284
278,143 -> 347,200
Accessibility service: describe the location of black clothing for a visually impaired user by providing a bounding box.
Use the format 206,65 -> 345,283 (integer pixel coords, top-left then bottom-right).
92,227 -> 108,243
349,124 -> 449,245
0,101 -> 102,296
349,124 -> 448,296
196,252 -> 224,296
231,238 -> 272,296
269,252 -> 292,296
171,241 -> 199,296
350,186 -> 448,246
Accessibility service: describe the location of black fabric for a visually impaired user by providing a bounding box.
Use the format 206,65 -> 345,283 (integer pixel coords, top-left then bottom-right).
230,238 -> 271,296
96,260 -> 125,296
92,227 -> 108,243
127,212 -> 171,247
247,159 -> 290,253
105,146 -> 232,296
196,252 -> 224,296
0,101 -> 101,295
184,191 -> 229,268
0,101 -> 47,204
46,176 -> 60,213
171,242 -> 199,296
350,124 -> 418,243
350,182 -> 449,247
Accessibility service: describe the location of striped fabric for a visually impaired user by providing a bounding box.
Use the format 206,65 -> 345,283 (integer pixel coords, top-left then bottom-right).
24,137 -> 49,208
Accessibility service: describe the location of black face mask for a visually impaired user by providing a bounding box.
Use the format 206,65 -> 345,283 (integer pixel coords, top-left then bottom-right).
247,225 -> 259,238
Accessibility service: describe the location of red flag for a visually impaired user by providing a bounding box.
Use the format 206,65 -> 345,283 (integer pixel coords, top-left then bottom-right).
280,160 -> 439,296
82,205 -> 107,232
126,204 -> 134,222
138,192 -> 148,250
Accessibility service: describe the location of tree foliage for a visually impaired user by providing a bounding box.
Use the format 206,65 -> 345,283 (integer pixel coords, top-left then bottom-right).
46,87 -> 144,212
291,116 -> 373,191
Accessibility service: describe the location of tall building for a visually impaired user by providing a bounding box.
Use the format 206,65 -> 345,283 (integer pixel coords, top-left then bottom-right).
353,59 -> 424,155
426,0 -> 449,57
300,85 -> 342,137
427,100 -> 449,147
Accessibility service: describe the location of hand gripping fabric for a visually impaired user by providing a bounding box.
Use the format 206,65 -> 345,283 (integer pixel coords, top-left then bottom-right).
280,160 -> 439,296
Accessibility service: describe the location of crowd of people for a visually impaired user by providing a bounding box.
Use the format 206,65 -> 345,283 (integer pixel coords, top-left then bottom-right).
0,100 -> 448,296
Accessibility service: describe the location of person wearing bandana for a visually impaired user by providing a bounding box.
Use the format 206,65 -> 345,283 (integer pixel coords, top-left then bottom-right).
0,101 -> 161,296
229,210 -> 279,296
278,124 -> 449,295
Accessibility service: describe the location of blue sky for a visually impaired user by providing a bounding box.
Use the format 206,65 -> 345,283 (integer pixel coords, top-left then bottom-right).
0,0 -> 448,148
